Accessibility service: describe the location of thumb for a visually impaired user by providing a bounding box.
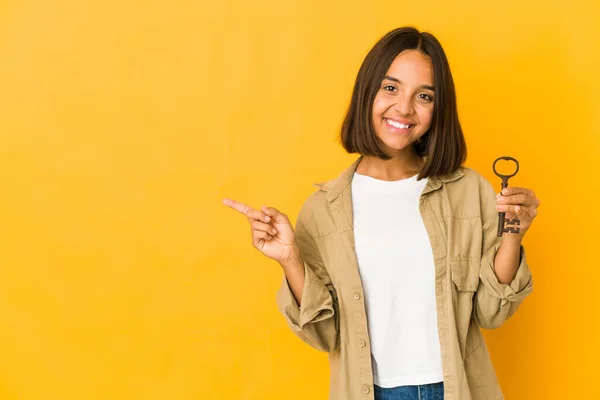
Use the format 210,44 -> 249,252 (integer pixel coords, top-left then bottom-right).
261,205 -> 289,224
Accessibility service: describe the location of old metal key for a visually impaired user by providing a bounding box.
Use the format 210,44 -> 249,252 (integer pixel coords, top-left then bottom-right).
493,156 -> 521,237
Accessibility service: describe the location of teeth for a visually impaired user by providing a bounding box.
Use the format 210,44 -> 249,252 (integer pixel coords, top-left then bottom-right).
386,119 -> 410,129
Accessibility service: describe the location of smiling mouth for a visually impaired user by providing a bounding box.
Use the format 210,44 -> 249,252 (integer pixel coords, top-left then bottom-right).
385,118 -> 413,130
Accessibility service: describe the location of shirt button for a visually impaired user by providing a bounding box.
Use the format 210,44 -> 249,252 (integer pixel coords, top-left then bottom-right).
362,386 -> 370,394
354,293 -> 361,300
359,340 -> 366,348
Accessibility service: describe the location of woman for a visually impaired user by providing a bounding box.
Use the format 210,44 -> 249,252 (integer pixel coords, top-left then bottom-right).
223,27 -> 539,400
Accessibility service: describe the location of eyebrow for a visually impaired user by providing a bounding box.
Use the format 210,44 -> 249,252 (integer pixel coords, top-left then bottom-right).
383,75 -> 435,91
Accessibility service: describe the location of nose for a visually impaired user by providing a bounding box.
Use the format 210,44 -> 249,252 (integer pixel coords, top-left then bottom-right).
393,93 -> 415,116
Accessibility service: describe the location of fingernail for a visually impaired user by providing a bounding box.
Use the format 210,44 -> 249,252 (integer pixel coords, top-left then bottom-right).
264,216 -> 270,222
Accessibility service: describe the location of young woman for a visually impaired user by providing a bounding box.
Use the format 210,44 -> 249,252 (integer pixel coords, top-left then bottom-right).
223,27 -> 539,400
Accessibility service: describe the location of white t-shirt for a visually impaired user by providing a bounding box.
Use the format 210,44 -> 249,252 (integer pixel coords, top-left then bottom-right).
351,172 -> 443,388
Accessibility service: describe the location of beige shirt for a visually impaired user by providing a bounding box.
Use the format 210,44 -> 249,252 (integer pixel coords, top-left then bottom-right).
276,156 -> 533,400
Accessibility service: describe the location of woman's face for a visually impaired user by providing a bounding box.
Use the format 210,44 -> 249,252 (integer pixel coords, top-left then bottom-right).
371,50 -> 435,157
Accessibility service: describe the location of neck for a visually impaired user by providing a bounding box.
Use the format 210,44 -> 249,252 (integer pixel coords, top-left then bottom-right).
356,152 -> 425,181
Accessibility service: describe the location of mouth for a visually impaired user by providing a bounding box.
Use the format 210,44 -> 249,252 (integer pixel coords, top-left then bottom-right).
384,118 -> 414,132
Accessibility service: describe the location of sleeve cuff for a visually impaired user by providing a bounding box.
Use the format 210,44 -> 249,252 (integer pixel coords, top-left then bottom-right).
479,243 -> 533,305
276,262 -> 335,330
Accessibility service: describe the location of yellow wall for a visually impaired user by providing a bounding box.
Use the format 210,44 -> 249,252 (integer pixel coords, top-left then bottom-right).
0,0 -> 598,398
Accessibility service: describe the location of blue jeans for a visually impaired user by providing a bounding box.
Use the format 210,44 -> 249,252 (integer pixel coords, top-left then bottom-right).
374,382 -> 444,400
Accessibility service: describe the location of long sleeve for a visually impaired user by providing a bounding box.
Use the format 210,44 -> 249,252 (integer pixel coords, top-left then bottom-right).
473,180 -> 534,329
275,199 -> 339,352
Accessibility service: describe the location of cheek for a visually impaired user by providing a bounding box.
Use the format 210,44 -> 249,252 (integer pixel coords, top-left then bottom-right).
419,107 -> 434,129
372,97 -> 391,122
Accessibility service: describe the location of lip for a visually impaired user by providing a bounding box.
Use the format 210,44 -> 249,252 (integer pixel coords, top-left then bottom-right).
384,117 -> 414,133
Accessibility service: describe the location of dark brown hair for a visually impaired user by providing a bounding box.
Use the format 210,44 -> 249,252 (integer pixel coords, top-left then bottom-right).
340,27 -> 467,179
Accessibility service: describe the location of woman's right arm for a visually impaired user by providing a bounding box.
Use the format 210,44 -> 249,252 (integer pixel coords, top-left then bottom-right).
222,197 -> 339,352
275,202 -> 339,352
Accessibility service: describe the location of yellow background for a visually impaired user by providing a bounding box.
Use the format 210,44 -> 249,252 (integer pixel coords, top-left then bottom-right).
0,0 -> 598,398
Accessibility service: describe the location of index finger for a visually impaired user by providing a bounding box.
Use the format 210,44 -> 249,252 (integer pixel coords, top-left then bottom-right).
501,187 -> 535,197
222,198 -> 254,216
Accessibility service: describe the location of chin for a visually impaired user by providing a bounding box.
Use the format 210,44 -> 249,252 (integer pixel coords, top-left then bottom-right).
381,140 -> 414,152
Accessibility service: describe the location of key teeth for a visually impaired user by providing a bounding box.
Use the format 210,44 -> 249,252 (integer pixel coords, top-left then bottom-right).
503,218 -> 521,234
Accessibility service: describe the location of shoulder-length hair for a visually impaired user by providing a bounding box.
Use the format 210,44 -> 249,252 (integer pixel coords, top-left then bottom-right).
340,27 -> 467,179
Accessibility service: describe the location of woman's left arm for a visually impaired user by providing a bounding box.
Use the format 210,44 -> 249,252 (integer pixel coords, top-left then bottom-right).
473,184 -> 540,329
494,187 -> 541,283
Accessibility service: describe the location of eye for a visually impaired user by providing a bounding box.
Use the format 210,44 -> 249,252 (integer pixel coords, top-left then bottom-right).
418,93 -> 434,102
383,85 -> 397,92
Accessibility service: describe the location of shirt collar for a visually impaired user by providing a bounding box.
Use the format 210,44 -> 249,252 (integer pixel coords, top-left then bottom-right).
313,155 -> 464,201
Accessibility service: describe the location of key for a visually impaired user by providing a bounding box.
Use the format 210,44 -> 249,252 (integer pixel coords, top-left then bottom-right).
493,156 -> 521,237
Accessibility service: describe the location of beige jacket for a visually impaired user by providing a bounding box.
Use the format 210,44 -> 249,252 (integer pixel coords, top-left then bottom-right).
276,156 -> 533,400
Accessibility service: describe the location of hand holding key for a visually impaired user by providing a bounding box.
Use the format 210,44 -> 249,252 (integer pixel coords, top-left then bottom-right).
222,198 -> 300,264
493,157 -> 541,238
